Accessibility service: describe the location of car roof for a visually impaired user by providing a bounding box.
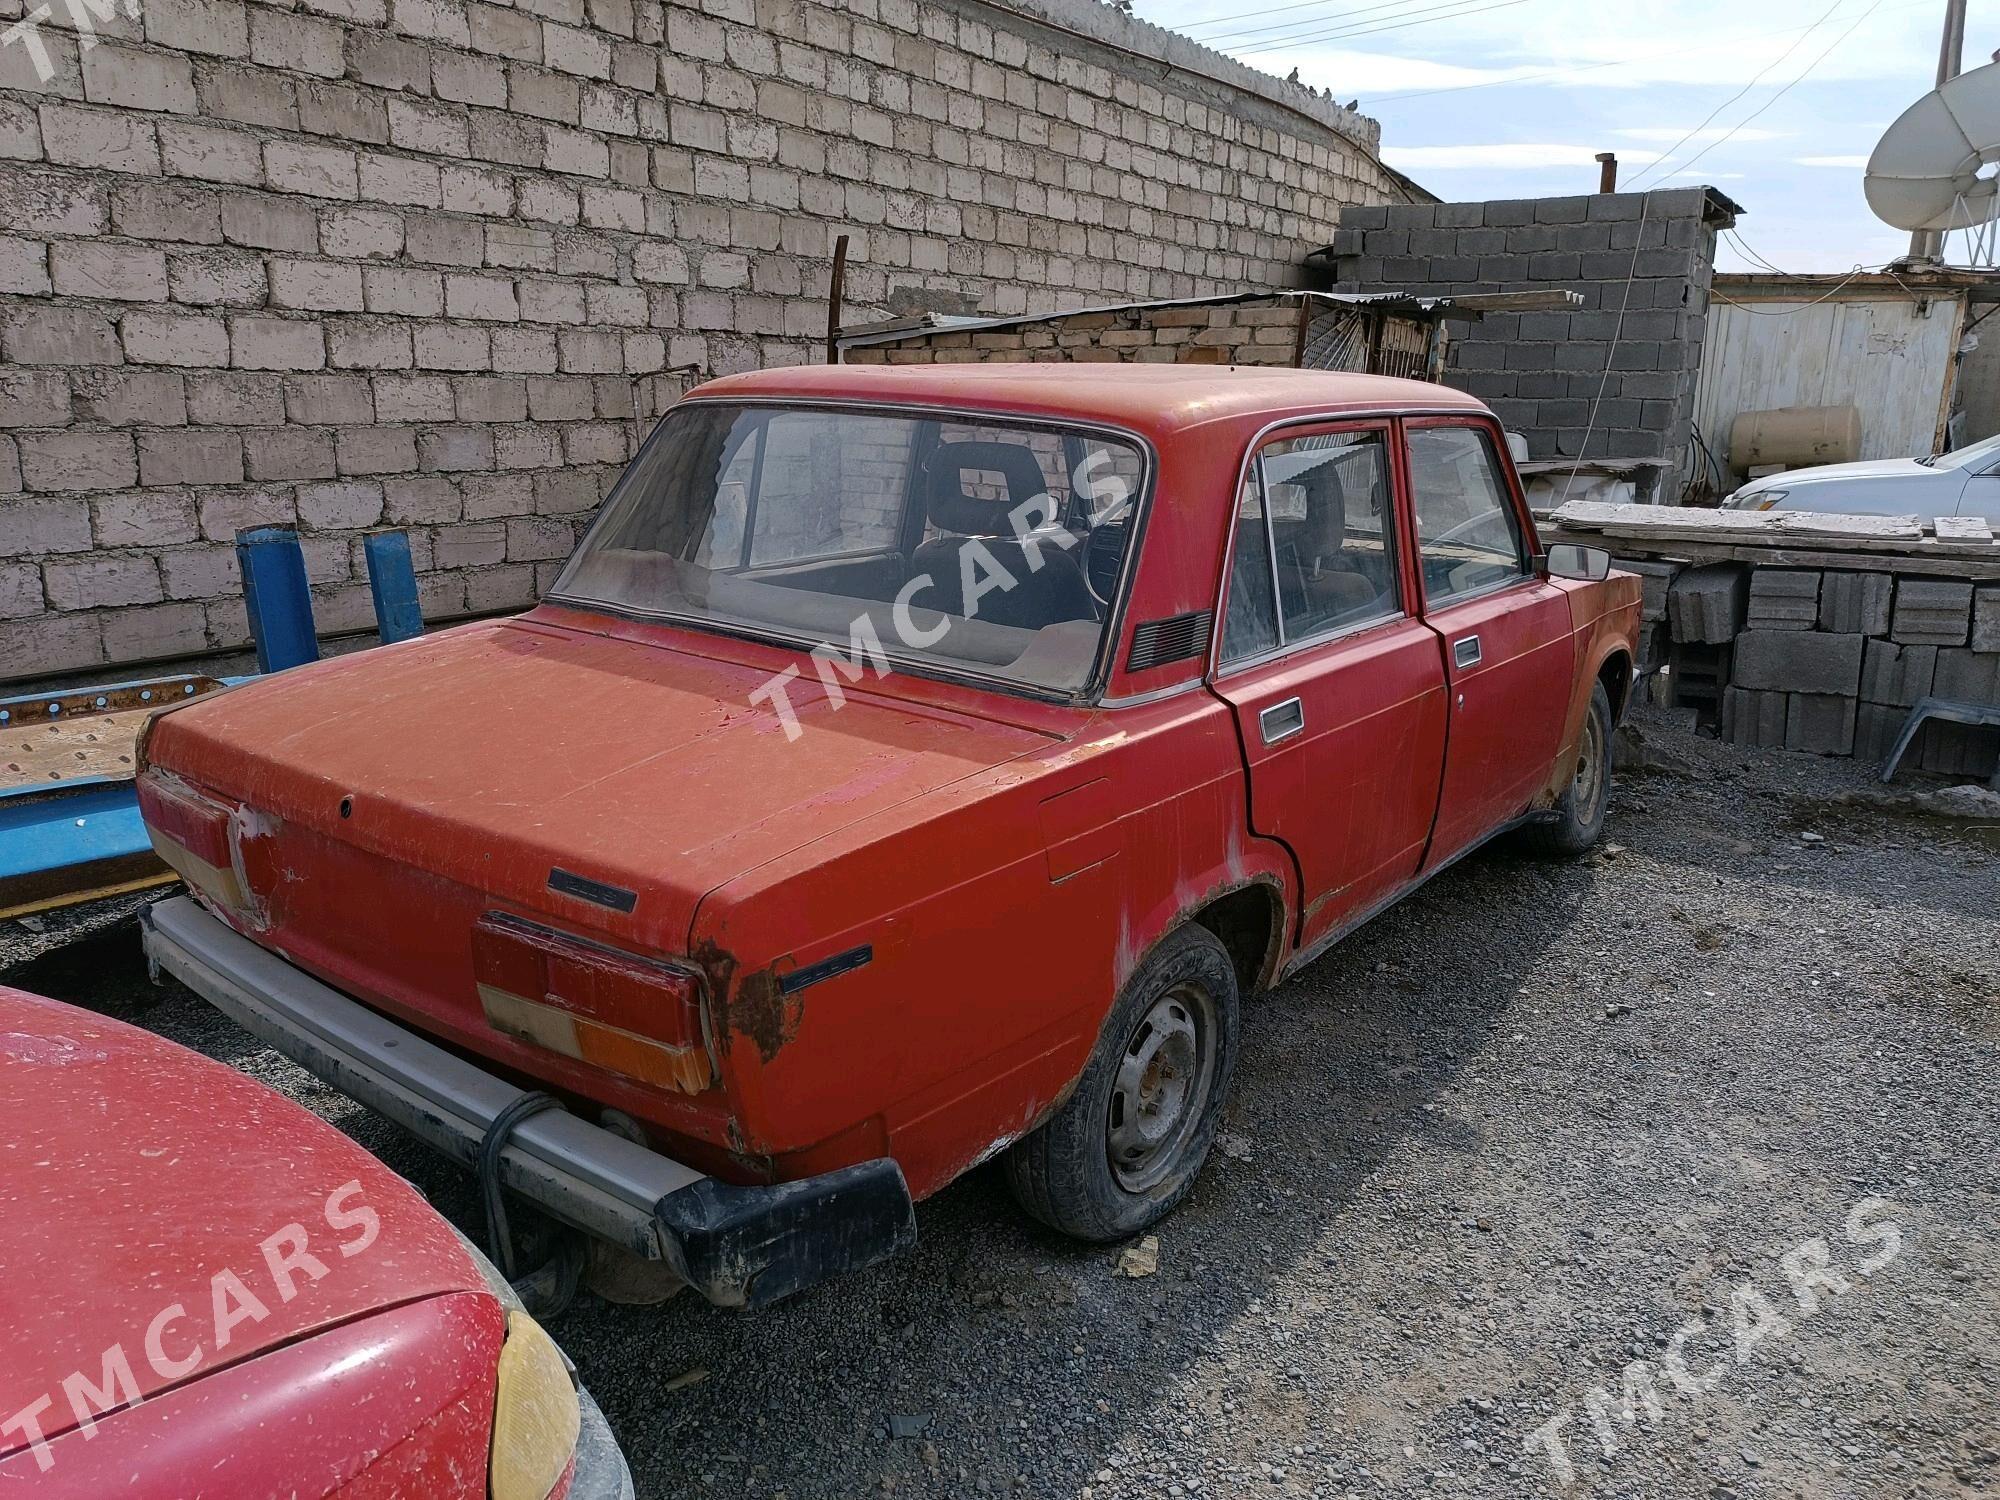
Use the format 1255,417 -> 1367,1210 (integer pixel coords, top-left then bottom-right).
688,362 -> 1488,439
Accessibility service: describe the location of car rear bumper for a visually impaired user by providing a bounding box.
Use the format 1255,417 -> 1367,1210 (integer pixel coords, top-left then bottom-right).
141,895 -> 916,1310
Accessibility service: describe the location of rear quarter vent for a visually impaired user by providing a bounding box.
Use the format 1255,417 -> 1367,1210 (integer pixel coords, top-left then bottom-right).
1126,610 -> 1213,672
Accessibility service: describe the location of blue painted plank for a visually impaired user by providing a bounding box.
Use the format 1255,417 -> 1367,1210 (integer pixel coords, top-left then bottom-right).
235,526 -> 320,673
364,530 -> 425,644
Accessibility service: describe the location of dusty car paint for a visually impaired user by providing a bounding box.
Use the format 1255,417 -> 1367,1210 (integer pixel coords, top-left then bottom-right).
0,984 -> 627,1497
136,365 -> 1641,1207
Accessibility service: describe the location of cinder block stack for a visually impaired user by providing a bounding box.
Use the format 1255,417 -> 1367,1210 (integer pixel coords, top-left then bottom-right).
1744,568 -> 1820,630
1648,560 -> 2000,771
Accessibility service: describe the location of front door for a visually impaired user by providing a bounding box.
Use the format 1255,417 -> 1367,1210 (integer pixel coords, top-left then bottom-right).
1402,419 -> 1576,867
1210,423 -> 1449,953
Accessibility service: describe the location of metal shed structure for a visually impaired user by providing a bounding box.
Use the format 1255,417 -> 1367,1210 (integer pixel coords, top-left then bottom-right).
1691,269 -> 2000,491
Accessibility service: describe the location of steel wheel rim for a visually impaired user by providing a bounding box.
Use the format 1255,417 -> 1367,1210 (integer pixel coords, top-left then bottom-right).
1575,708 -> 1606,821
1106,982 -> 1216,1193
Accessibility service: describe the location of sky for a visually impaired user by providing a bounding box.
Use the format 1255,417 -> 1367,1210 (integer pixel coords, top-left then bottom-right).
1132,0 -> 2000,273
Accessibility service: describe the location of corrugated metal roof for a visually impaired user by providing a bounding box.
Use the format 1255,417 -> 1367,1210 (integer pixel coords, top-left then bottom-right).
835,289 -> 1458,349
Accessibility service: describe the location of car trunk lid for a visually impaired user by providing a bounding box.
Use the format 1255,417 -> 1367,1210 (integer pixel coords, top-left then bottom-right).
140,615 -> 1061,1089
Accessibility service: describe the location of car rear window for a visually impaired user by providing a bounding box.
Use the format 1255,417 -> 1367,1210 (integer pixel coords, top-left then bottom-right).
549,402 -> 1147,696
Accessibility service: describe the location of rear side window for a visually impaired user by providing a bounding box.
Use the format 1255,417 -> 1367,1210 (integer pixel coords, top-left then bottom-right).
1406,425 -> 1529,604
1220,428 -> 1401,665
1221,473 -> 1279,664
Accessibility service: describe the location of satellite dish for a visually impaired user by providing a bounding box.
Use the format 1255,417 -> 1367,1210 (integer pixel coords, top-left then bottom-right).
1866,58 -> 2000,232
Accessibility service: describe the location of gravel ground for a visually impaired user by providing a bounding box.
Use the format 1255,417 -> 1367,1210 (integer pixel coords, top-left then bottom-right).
6,710 -> 1997,1500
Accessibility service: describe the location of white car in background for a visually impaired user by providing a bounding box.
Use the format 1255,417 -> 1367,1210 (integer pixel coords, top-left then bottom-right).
1725,431 -> 2000,520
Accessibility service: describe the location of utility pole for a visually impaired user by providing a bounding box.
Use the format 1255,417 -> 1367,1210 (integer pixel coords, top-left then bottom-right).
1911,0 -> 1969,263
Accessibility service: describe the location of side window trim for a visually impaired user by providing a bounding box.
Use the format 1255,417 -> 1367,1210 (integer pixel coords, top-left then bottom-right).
1255,452 -> 1287,648
1402,416 -> 1536,612
1213,416 -> 1406,676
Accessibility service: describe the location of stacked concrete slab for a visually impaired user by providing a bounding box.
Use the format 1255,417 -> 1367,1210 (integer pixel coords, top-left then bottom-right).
1627,556 -> 2000,774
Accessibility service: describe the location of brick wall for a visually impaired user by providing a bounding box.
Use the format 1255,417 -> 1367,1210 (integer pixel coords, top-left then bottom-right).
0,0 -> 1408,682
1326,187 -> 1736,500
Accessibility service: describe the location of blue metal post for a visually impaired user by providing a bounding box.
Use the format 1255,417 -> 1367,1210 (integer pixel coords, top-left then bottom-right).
363,530 -> 425,644
234,526 -> 319,673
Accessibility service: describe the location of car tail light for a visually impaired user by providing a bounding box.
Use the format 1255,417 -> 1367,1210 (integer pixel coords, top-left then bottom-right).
137,772 -> 254,917
471,912 -> 713,1094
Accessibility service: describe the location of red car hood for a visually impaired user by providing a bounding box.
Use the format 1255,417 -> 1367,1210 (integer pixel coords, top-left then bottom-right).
142,612 -> 1063,956
0,986 -> 484,1452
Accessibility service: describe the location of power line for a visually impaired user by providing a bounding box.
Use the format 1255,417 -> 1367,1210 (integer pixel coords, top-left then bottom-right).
1724,228 -> 1790,275
1346,0 -> 1933,108
1218,0 -> 1519,54
1640,0 -> 1893,186
1226,0 -> 1529,57
1621,0 -> 1849,191
1197,0 -> 1464,48
1175,0 -> 1420,38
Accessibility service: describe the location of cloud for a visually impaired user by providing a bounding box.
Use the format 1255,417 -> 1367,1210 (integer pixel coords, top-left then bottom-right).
1382,143 -> 1663,171
1795,154 -> 1872,167
1670,170 -> 1748,179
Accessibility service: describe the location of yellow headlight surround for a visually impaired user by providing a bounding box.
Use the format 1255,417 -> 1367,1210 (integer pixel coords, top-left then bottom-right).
490,1310 -> 582,1500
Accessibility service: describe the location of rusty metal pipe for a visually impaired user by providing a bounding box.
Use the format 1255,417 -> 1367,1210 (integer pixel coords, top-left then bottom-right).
824,233 -> 849,366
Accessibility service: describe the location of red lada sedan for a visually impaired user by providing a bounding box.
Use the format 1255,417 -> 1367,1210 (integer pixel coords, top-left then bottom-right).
136,365 -> 1640,1305
0,984 -> 631,1499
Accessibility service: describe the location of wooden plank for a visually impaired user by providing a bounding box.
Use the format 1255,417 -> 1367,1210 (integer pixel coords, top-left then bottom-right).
1936,515 -> 1996,543
0,675 -> 225,792
1445,290 -> 1586,313
1549,501 -> 1999,557
0,705 -> 151,790
1540,525 -> 2000,581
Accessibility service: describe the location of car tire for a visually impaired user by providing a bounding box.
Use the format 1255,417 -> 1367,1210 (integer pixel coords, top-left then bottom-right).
1004,922 -> 1239,1243
1523,680 -> 1613,857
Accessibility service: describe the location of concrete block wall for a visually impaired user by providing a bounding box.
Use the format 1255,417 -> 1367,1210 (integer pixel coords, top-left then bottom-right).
0,0 -> 1408,682
1327,187 -> 1734,500
1637,558 -> 2000,775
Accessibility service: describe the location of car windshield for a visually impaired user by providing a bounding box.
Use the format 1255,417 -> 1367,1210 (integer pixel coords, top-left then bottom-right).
550,403 -> 1147,695
1920,431 -> 2000,470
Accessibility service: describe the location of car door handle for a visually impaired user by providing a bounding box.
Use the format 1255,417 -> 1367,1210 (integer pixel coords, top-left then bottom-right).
1453,634 -> 1483,669
1259,697 -> 1305,745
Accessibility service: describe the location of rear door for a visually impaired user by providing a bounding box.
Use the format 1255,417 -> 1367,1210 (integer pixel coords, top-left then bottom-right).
1210,422 -> 1449,953
1403,418 -> 1575,867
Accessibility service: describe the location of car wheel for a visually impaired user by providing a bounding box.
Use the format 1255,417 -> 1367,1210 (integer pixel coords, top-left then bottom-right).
1523,680 -> 1613,856
1004,923 -> 1238,1242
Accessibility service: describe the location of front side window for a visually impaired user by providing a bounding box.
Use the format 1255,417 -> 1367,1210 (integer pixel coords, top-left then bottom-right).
1406,425 -> 1530,604
551,403 -> 1144,695
1220,428 -> 1401,665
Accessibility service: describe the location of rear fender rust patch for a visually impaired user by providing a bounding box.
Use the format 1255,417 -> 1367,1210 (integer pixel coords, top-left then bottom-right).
548,867 -> 638,913
776,945 -> 872,997
726,965 -> 802,1064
